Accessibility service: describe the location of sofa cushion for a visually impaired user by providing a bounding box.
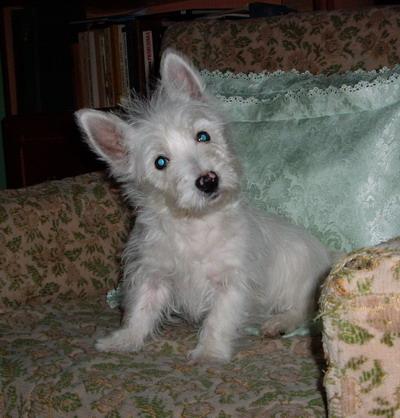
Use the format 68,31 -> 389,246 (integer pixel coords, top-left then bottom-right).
0,172 -> 130,313
1,300 -> 326,417
201,67 -> 400,252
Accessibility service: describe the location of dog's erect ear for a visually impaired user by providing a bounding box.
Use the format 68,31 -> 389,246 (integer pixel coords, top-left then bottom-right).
75,109 -> 131,175
160,48 -> 205,99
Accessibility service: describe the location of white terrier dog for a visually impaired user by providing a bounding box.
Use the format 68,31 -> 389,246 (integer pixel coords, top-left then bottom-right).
76,49 -> 332,362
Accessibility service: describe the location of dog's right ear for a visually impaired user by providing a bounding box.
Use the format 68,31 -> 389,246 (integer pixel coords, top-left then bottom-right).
160,48 -> 205,100
75,109 -> 131,176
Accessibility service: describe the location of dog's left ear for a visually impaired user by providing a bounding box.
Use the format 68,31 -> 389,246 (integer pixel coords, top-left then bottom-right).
160,48 -> 205,99
75,109 -> 132,178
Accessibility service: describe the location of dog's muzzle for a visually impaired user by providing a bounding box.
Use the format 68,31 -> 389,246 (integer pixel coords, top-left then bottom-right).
195,171 -> 219,194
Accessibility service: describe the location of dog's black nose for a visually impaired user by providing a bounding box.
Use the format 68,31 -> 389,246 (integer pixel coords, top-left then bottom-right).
195,171 -> 219,194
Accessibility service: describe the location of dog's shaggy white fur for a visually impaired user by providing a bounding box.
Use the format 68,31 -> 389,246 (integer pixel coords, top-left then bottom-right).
76,49 -> 333,362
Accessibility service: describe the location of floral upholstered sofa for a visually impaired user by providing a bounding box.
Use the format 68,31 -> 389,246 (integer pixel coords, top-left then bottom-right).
2,6 -> 400,418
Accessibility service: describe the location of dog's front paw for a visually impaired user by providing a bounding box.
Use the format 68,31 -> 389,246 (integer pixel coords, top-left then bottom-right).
187,344 -> 231,364
95,329 -> 143,353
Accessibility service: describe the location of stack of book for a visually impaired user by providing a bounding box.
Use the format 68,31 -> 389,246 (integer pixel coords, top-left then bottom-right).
72,18 -> 163,109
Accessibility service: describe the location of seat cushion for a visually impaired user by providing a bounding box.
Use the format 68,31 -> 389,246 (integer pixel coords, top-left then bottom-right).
1,300 -> 326,417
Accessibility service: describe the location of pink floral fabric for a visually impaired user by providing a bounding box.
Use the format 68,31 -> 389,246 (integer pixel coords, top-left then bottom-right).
162,6 -> 400,74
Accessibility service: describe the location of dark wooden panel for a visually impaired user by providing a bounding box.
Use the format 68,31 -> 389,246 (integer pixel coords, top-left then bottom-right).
2,112 -> 104,188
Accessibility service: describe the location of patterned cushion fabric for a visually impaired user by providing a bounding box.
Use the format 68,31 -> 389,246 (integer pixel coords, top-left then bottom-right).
0,300 -> 326,417
162,6 -> 400,75
0,172 -> 131,313
320,237 -> 400,417
200,67 -> 400,252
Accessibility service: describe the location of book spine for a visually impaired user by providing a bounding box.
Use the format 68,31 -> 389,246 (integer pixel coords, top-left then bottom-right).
95,29 -> 106,108
120,25 -> 131,102
103,27 -> 115,107
88,30 -> 100,108
79,31 -> 91,108
142,30 -> 154,97
110,25 -> 123,105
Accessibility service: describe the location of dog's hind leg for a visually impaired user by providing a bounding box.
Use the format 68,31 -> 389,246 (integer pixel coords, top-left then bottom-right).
261,306 -> 312,338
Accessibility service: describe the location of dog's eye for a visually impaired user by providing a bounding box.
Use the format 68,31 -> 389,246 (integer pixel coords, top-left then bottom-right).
196,131 -> 211,143
154,155 -> 169,170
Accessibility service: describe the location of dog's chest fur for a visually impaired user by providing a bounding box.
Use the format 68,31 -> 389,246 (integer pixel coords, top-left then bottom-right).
165,206 -> 243,273
137,205 -> 246,319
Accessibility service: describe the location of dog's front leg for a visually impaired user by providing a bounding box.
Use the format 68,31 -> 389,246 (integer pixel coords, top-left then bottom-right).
189,284 -> 245,363
96,278 -> 171,352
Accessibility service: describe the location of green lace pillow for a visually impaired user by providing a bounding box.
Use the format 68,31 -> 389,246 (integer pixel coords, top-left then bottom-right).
202,66 -> 400,99
202,68 -> 400,252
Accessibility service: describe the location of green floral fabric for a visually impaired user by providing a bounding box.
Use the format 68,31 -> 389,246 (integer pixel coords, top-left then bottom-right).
1,299 -> 326,417
162,6 -> 400,75
321,238 -> 400,417
198,67 -> 400,252
0,172 -> 130,313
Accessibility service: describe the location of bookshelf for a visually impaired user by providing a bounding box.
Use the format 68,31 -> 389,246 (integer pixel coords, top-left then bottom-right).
315,0 -> 374,8
2,0 -> 317,118
84,0 -> 315,18
0,0 -> 381,188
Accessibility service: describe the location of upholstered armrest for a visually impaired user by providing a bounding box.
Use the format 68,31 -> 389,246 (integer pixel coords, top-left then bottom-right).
320,238 -> 400,417
0,172 -> 130,313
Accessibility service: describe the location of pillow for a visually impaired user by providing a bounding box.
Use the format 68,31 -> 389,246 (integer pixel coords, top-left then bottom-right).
201,68 -> 400,252
202,66 -> 400,99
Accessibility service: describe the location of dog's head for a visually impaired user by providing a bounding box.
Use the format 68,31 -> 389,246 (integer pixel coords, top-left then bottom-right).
76,49 -> 241,213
